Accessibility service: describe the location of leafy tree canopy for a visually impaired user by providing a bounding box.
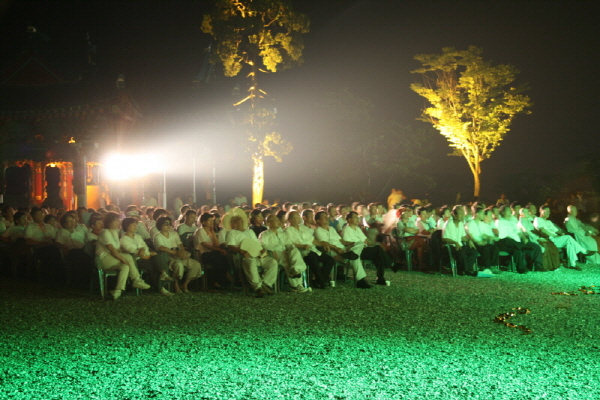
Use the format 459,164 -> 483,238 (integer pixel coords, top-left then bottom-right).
202,0 -> 309,78
411,46 -> 532,196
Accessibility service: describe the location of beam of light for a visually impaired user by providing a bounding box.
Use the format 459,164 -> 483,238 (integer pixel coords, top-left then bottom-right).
102,153 -> 163,181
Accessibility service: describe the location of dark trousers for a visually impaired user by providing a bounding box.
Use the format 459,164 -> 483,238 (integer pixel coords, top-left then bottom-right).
304,251 -> 335,285
496,238 -> 527,272
522,242 -> 543,270
33,244 -> 63,282
474,243 -> 499,270
201,250 -> 230,285
136,257 -> 161,290
448,245 -> 478,274
65,248 -> 94,286
360,245 -> 390,280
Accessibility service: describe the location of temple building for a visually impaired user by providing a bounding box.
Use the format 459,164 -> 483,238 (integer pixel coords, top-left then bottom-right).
0,27 -> 140,209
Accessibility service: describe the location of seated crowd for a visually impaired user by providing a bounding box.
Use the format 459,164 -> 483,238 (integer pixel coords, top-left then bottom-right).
0,194 -> 599,299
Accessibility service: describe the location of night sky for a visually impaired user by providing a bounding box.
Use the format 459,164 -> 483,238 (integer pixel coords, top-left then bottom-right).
2,1 -> 599,204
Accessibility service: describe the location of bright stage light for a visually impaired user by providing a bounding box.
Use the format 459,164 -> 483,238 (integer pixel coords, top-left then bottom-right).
102,153 -> 163,181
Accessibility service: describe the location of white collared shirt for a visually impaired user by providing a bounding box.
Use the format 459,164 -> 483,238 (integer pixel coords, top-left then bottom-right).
285,225 -> 320,255
442,218 -> 466,244
314,226 -> 344,249
121,233 -> 151,258
24,222 -> 56,242
341,225 -> 367,245
55,226 -> 86,250
496,218 -> 521,242
534,217 -> 558,236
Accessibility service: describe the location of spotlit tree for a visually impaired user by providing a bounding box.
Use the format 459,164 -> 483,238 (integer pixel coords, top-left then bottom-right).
411,46 -> 532,197
202,0 -> 309,204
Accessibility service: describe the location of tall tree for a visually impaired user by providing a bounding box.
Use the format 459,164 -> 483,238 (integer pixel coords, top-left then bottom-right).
202,0 -> 309,204
411,46 -> 532,197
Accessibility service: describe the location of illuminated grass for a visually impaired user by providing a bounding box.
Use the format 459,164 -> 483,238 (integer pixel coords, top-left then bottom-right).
1,266 -> 599,399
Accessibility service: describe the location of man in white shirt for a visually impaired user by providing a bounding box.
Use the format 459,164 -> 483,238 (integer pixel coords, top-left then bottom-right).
172,195 -> 184,216
564,205 -> 600,264
442,206 -> 478,276
313,211 -> 370,289
415,206 -> 436,238
465,206 -> 499,273
285,211 -> 334,289
25,207 -> 62,280
226,215 -> 277,297
495,205 -> 540,273
24,207 -> 56,246
416,205 -> 442,269
259,215 -> 308,293
234,193 -> 248,207
517,207 -> 561,271
176,210 -> 197,251
536,205 -> 588,269
509,202 -> 522,224
396,207 -> 428,271
342,211 -> 390,286
335,204 -> 350,234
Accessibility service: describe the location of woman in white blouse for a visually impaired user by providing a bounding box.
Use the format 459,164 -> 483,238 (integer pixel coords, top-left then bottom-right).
96,212 -> 151,300
153,216 -> 201,293
194,212 -> 229,288
120,217 -> 173,296
1,211 -> 27,243
56,213 -> 91,281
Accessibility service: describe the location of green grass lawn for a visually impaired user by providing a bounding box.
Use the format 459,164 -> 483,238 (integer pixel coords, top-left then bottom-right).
1,266 -> 599,399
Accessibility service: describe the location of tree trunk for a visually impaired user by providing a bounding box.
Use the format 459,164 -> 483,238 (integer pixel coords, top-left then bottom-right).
472,168 -> 481,198
252,154 -> 264,206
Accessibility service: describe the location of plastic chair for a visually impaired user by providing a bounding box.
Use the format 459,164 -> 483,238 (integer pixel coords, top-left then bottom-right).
392,228 -> 414,272
95,256 -> 118,300
94,256 -> 141,300
498,251 -> 516,272
440,244 -> 458,277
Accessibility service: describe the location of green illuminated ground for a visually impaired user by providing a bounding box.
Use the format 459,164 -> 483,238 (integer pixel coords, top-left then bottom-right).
1,266 -> 599,399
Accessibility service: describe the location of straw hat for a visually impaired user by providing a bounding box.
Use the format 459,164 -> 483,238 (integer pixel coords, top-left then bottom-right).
224,207 -> 248,230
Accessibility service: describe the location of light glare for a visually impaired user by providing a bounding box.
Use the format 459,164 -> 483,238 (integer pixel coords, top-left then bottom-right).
103,153 -> 162,181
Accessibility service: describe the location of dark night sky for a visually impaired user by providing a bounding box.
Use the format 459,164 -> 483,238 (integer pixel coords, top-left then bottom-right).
1,1 -> 599,204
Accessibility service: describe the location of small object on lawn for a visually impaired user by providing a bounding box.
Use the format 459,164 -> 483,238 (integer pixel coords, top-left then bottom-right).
493,307 -> 532,334
551,285 -> 600,296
